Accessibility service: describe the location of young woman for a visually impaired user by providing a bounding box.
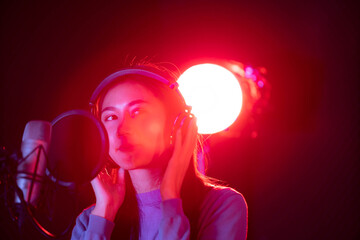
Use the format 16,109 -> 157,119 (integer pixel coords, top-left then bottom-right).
71,62 -> 248,240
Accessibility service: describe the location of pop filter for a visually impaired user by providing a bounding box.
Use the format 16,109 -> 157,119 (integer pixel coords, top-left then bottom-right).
1,110 -> 106,239
47,109 -> 108,186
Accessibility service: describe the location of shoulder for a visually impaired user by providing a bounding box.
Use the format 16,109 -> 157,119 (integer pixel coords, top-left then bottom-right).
204,186 -> 247,211
197,186 -> 248,239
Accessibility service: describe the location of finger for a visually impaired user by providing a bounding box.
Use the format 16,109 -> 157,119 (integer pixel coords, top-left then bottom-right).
97,169 -> 113,186
172,117 -> 197,159
110,168 -> 118,184
187,117 -> 198,138
182,118 -> 198,150
175,128 -> 183,148
117,168 -> 125,185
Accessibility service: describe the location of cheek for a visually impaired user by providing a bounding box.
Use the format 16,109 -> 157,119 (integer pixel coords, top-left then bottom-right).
137,119 -> 166,145
104,124 -> 114,139
143,121 -> 163,139
104,125 -> 117,150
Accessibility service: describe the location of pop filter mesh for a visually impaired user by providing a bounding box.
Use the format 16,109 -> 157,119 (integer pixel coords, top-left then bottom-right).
48,110 -> 108,185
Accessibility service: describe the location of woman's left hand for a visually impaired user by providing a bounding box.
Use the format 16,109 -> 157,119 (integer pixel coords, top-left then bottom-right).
160,117 -> 198,200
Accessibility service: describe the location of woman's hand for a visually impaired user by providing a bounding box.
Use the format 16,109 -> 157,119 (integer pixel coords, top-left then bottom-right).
161,117 -> 198,200
91,167 -> 126,222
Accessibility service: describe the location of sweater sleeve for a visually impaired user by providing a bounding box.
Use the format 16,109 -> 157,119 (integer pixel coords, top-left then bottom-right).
159,198 -> 190,240
197,187 -> 248,240
71,206 -> 115,240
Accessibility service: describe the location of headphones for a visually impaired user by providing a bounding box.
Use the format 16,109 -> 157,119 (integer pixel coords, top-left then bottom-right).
89,67 -> 193,146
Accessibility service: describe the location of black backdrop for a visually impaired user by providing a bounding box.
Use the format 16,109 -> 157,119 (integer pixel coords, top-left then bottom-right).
1,0 -> 359,239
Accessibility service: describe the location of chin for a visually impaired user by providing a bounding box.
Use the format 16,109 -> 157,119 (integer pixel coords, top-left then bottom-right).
111,152 -> 134,169
112,155 -> 145,170
115,159 -> 136,170
112,150 -> 164,170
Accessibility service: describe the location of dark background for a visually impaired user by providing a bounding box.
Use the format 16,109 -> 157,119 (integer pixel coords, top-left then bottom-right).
1,0 -> 359,239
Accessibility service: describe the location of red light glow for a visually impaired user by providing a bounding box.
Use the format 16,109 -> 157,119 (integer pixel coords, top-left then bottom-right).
178,64 -> 243,134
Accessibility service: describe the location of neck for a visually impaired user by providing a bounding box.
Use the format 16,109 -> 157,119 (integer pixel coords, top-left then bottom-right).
128,167 -> 164,193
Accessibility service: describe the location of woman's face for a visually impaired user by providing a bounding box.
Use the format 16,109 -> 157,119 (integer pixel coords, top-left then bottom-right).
100,81 -> 168,170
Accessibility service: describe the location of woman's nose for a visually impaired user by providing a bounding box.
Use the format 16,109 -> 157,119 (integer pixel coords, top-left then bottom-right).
116,113 -> 131,137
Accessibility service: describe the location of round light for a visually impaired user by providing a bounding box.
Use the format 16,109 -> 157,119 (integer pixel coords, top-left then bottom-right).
178,63 -> 243,134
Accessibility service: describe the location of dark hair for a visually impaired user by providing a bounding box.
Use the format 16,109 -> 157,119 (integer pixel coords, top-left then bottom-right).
93,60 -> 214,240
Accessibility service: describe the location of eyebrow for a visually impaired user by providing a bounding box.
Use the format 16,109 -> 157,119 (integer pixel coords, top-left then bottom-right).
101,99 -> 149,114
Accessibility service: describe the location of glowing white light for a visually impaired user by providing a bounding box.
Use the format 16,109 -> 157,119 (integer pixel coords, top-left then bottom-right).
178,63 -> 243,134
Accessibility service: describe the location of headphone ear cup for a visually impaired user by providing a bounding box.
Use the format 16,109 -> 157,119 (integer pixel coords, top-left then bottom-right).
170,111 -> 193,144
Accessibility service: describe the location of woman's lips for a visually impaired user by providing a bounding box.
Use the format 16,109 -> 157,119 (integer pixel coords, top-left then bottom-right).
115,136 -> 135,152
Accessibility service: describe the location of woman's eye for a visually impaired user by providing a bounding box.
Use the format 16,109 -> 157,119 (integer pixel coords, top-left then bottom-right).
130,108 -> 142,118
104,114 -> 118,122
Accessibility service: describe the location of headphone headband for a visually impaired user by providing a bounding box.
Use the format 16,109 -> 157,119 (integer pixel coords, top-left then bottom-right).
89,68 -> 182,108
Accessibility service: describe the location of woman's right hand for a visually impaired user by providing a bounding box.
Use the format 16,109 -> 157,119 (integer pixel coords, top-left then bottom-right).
90,167 -> 126,222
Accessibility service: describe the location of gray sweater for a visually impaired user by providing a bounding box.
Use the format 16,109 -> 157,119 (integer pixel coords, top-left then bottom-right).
71,186 -> 247,240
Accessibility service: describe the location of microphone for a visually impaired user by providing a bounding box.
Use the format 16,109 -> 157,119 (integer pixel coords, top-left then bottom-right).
3,110 -> 107,239
15,120 -> 52,206
12,121 -> 52,239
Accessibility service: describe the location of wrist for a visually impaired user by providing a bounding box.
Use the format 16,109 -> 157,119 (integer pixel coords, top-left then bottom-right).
91,202 -> 119,222
161,186 -> 180,200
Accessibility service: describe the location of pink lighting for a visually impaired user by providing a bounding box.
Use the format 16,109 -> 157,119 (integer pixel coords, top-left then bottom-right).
178,63 -> 243,134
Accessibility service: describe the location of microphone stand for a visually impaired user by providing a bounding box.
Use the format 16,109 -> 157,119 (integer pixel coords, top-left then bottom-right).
1,146 -> 75,239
